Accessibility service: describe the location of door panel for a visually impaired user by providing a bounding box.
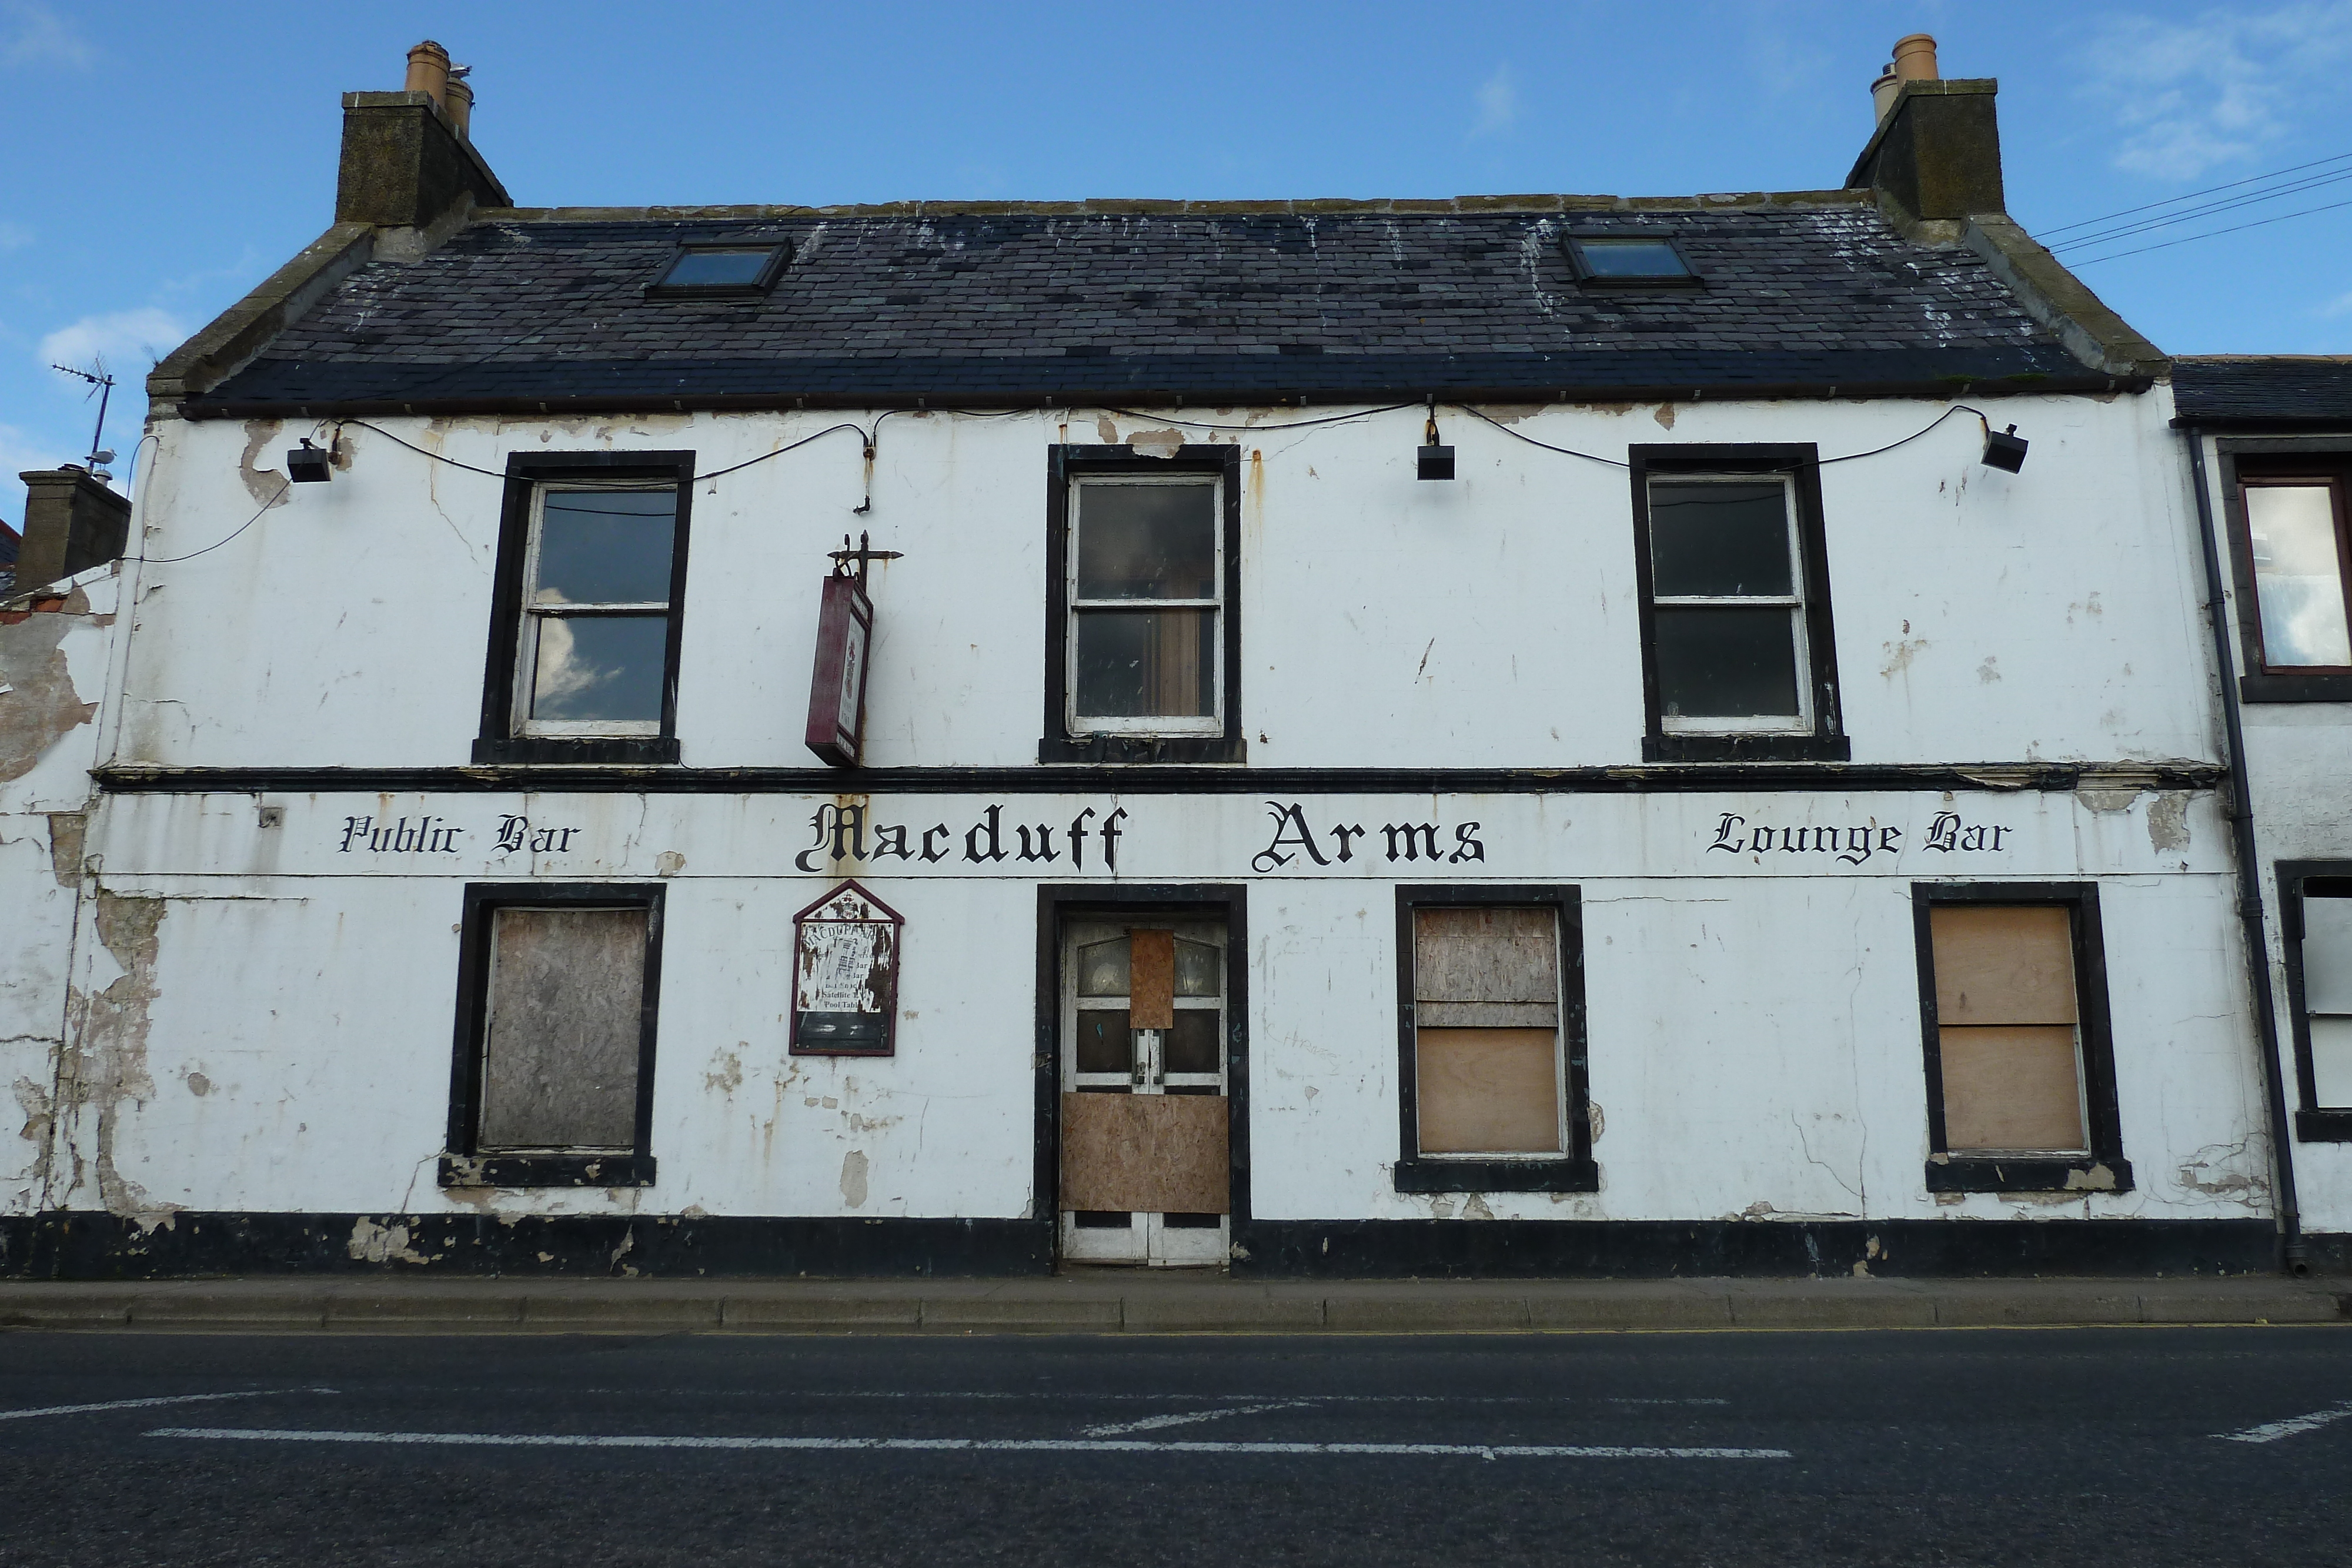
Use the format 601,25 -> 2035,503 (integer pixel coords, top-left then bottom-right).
1059,917 -> 1228,1266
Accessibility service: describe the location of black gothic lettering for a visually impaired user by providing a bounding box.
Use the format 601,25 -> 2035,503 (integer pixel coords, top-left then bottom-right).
1068,808 -> 1095,871
1383,823 -> 1439,862
1449,823 -> 1486,864
496,815 -> 528,855
1708,813 -> 1745,854
1016,825 -> 1059,862
920,825 -> 952,862
1252,801 -> 1330,872
1101,807 -> 1127,871
965,805 -> 1007,863
871,824 -> 911,860
1330,824 -> 1365,861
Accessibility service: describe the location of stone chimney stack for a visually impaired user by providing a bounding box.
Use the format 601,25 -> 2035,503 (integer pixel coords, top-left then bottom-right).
14,469 -> 131,595
335,40 -> 507,229
1846,33 -> 2004,224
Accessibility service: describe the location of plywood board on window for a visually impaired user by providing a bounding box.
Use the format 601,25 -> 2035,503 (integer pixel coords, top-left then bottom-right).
1415,1027 -> 1562,1155
1061,1092 -> 1228,1213
480,907 -> 645,1151
1415,907 -> 1559,1005
1939,1025 -> 2087,1152
1932,905 -> 2076,1025
1128,927 -> 1175,1029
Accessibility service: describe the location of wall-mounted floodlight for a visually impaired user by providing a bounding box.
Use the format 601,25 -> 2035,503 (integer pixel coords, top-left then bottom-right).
1982,423 -> 2027,473
1418,399 -> 1454,481
286,437 -> 333,483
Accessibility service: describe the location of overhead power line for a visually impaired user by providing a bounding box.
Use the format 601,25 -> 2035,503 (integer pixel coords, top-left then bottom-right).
2037,149 -> 2352,239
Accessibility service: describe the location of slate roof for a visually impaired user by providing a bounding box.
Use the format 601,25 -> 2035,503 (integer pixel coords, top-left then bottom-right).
193,200 -> 2101,414
2173,357 -> 2352,427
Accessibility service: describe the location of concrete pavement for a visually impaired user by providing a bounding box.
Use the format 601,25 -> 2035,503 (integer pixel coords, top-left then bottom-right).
1,1271 -> 2344,1333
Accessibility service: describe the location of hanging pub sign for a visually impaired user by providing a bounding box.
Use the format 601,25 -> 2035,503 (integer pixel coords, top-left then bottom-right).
804,533 -> 900,768
790,880 -> 904,1056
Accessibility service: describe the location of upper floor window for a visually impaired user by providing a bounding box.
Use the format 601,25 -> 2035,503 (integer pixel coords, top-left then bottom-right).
1629,447 -> 1847,762
1043,444 -> 1244,764
2220,449 -> 2352,703
477,454 -> 693,765
2243,476 -> 2351,670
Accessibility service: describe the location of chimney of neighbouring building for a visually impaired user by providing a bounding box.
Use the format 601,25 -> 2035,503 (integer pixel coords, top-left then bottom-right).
14,469 -> 131,596
1846,32 -> 2004,223
335,39 -> 508,229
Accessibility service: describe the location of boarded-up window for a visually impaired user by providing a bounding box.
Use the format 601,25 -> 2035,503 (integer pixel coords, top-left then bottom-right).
1412,907 -> 1563,1156
1929,905 -> 2089,1154
479,906 -> 648,1151
2301,895 -> 2352,1108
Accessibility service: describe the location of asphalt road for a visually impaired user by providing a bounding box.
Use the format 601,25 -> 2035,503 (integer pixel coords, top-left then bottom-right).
1,1326 -> 2348,1566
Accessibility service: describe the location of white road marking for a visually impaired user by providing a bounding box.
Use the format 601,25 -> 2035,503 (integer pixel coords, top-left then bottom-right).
147,1427 -> 1792,1460
0,1389 -> 331,1422
2215,1401 -> 2352,1444
1083,1401 -> 1311,1435
420,1387 -> 1728,1407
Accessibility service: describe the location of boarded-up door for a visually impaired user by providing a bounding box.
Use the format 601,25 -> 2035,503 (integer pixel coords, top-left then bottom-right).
1060,918 -> 1228,1266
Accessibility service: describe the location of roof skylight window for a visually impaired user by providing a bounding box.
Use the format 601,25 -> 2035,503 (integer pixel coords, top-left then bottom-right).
1564,235 -> 1700,286
646,242 -> 791,299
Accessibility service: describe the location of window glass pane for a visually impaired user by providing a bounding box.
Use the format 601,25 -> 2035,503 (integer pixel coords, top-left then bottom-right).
1075,1009 -> 1131,1074
1074,609 -> 1214,718
1579,238 -> 1689,278
2311,1017 -> 2352,1108
1653,606 -> 1801,718
534,489 -> 677,606
1077,937 -> 1130,998
530,614 -> 669,722
1937,1025 -> 2088,1152
1174,938 -> 1221,998
2301,897 -> 2352,1013
659,248 -> 777,287
1415,1028 -> 1562,1154
1648,482 -> 1793,596
1076,483 -> 1217,599
2246,484 -> 2352,667
480,907 -> 646,1150
1165,1010 -> 1221,1074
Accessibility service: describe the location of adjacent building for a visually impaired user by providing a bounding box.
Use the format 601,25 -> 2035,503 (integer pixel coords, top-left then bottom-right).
1,39 -> 2308,1278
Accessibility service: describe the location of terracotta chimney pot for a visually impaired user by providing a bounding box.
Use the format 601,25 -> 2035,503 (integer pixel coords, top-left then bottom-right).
404,40 -> 450,107
444,70 -> 473,138
1892,33 -> 1939,83
1872,65 -> 1900,122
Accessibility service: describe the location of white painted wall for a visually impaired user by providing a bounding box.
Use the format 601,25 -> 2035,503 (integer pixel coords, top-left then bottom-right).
40,784 -> 2266,1228
2,390 -> 2277,1251
115,394 -> 2216,773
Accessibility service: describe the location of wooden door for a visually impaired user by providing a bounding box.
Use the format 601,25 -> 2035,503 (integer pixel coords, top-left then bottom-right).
1059,919 -> 1228,1266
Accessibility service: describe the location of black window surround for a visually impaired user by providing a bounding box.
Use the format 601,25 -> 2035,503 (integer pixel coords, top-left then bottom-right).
1041,444 -> 1245,764
1392,884 -> 1595,1194
1563,232 -> 1703,288
1628,444 -> 1849,763
475,452 -> 694,765
442,882 -> 664,1189
643,240 -> 793,300
2215,439 -> 2352,702
1911,881 -> 2133,1195
2275,861 -> 2352,1141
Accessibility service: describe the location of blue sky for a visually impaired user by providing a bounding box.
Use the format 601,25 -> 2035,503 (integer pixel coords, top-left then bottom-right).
7,1 -> 2352,524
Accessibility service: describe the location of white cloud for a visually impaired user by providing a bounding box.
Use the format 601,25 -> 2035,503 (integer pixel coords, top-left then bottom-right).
2320,289 -> 2352,317
1,420 -> 70,536
38,307 -> 189,376
2087,3 -> 2352,180
1471,66 -> 1518,139
1,1 -> 92,68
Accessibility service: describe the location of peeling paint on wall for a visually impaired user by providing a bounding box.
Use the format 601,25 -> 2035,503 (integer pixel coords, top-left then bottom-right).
2147,793 -> 2192,853
347,1216 -> 430,1264
0,598 -> 99,785
236,420 -> 294,510
840,1148 -> 868,1208
65,894 -> 179,1229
